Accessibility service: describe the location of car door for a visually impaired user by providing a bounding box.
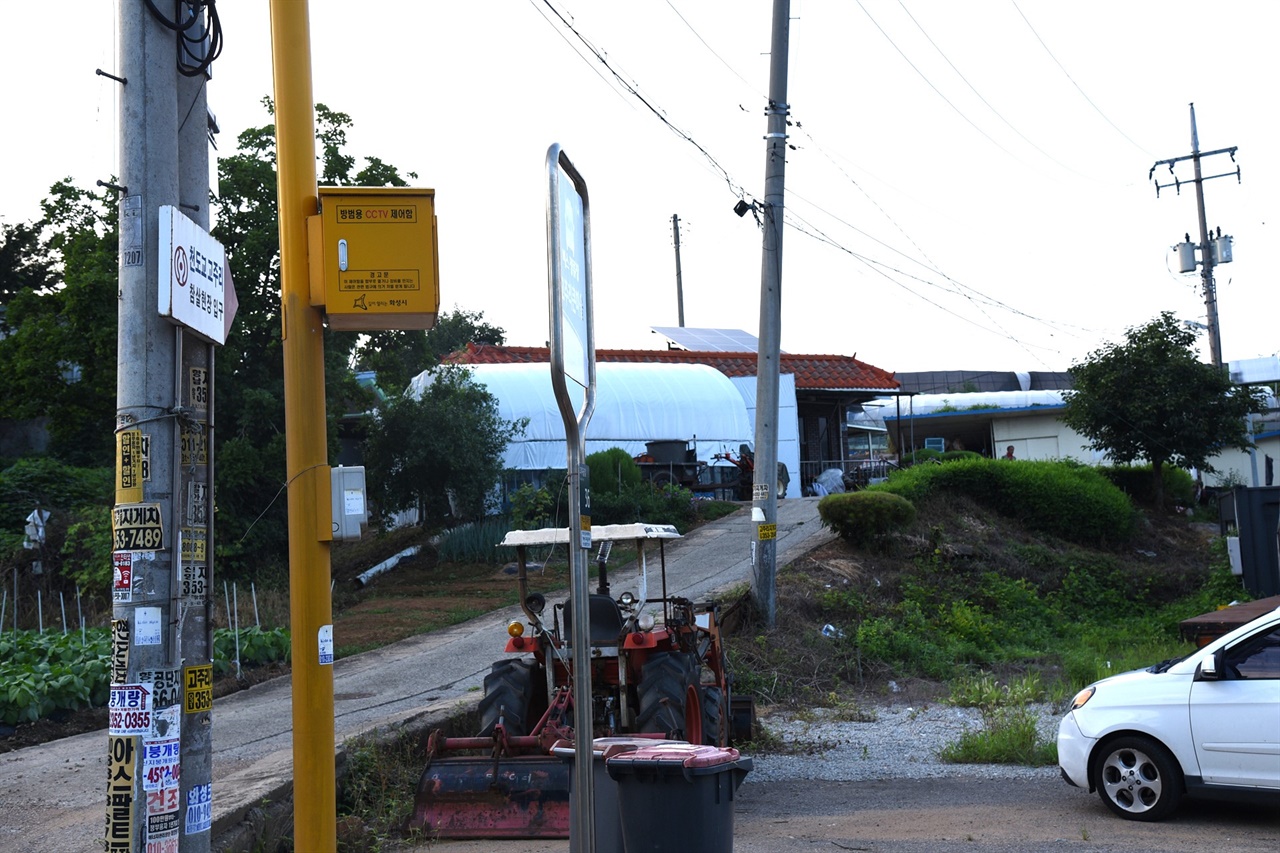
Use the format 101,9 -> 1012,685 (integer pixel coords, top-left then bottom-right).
1189,625 -> 1280,788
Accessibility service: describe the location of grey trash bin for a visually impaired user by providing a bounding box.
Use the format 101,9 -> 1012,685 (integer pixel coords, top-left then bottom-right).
606,742 -> 753,853
553,736 -> 682,853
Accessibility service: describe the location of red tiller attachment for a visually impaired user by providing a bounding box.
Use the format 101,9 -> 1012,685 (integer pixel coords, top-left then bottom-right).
410,752 -> 572,838
409,693 -> 578,838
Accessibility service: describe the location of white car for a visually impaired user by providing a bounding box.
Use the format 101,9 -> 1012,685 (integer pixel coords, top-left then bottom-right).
1058,604 -> 1280,820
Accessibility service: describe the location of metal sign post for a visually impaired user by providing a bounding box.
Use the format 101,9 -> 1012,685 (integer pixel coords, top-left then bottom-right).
546,143 -> 597,853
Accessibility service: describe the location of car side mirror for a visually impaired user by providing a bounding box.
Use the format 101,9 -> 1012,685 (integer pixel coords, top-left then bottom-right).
1196,650 -> 1222,681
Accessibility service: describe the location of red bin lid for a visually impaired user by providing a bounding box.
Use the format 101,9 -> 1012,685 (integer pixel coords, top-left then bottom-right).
606,743 -> 740,769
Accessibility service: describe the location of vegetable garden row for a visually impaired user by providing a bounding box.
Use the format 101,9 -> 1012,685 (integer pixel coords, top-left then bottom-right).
1,626 -> 290,727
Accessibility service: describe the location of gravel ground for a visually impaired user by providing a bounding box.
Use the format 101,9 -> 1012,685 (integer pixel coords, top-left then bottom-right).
749,700 -> 1065,782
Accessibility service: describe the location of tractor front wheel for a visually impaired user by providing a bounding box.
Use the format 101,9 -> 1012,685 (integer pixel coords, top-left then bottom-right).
636,652 -> 701,742
700,685 -> 726,746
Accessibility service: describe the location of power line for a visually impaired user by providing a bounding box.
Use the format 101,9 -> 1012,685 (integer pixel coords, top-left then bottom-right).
1011,0 -> 1153,157
896,0 -> 1095,181
857,1 -> 1023,162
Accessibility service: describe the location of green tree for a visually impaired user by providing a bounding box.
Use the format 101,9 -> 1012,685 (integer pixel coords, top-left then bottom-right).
362,365 -> 524,527
210,101 -> 417,573
1061,312 -> 1267,508
354,307 -> 506,396
0,182 -> 118,464
0,221 -> 54,314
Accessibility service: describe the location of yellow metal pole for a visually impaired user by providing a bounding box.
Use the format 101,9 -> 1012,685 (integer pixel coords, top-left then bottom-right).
269,2 -> 336,851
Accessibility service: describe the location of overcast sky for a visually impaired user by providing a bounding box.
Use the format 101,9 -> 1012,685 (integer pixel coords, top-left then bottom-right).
3,1 -> 1276,374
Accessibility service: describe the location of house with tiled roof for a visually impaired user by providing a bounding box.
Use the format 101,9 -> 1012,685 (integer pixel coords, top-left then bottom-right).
448,341 -> 901,494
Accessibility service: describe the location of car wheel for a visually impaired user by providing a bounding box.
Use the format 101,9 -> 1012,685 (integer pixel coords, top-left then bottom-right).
1092,735 -> 1183,821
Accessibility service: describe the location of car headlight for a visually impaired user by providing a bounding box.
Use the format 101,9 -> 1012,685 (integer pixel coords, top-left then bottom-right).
1069,686 -> 1095,710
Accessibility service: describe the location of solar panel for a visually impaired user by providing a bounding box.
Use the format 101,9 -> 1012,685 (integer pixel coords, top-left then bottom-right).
651,326 -> 783,353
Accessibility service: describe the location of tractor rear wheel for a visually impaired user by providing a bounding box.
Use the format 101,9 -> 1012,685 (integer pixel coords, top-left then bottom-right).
636,652 -> 701,742
477,658 -> 547,738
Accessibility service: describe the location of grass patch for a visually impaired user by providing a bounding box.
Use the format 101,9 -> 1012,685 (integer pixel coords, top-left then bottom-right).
939,705 -> 1057,766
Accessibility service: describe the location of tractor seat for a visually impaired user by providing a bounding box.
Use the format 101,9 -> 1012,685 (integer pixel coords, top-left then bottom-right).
562,594 -> 625,645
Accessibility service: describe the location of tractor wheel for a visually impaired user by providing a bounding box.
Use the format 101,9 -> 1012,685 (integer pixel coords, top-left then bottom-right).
636,652 -> 701,742
700,685 -> 726,746
477,658 -> 546,738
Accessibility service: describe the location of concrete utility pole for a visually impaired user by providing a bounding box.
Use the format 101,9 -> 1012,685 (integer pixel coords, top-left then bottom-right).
111,2 -> 215,851
1150,103 -> 1240,369
749,0 -> 791,628
671,213 -> 685,326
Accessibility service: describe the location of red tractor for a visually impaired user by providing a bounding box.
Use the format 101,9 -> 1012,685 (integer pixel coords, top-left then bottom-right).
410,523 -> 754,839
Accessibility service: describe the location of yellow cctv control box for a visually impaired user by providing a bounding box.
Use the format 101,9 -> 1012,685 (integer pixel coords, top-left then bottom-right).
308,186 -> 440,330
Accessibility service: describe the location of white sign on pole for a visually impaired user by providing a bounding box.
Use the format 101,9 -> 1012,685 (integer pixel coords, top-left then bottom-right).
157,206 -> 228,345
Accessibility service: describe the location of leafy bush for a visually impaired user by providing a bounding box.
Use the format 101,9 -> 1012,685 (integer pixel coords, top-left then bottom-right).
59,505 -> 113,590
902,448 -> 943,465
508,482 -> 554,530
592,482 -> 697,530
212,626 -> 292,675
940,450 -> 982,462
0,457 -> 111,555
817,491 -> 917,546
874,458 -> 1135,547
1100,463 -> 1196,508
586,447 -> 643,494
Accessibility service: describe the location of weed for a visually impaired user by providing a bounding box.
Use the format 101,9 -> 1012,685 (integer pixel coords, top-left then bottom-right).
939,705 -> 1057,766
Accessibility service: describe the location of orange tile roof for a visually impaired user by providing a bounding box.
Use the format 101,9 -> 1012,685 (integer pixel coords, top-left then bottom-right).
448,344 -> 899,392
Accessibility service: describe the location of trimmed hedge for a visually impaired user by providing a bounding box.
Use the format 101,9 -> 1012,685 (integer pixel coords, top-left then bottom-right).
818,490 -> 917,546
872,458 -> 1135,546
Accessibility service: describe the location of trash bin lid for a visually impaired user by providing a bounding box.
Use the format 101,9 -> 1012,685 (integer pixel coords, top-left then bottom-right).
551,736 -> 682,760
606,743 -> 740,769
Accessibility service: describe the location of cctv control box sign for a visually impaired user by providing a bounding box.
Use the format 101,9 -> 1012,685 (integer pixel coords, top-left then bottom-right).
158,206 -> 228,345
308,187 -> 440,331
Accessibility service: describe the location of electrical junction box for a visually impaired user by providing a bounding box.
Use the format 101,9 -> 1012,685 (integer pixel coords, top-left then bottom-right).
308,186 -> 440,331
331,466 -> 369,542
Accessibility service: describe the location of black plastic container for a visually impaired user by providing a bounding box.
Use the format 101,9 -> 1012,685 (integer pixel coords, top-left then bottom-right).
606,743 -> 753,853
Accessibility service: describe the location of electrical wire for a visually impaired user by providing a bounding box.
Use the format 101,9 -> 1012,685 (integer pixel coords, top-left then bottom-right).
532,1 -> 1091,361
532,0 -> 749,200
896,0 -> 1094,181
1010,0 -> 1151,157
857,1 -> 1023,163
143,0 -> 223,77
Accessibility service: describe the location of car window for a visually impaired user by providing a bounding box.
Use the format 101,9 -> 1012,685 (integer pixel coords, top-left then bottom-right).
1223,626 -> 1280,679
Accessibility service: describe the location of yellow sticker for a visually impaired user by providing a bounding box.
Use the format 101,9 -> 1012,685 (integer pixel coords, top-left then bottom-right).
758,523 -> 777,541
112,503 -> 164,551
180,527 -> 207,564
105,735 -> 137,851
184,664 -> 213,714
116,430 -> 144,504
180,422 -> 208,467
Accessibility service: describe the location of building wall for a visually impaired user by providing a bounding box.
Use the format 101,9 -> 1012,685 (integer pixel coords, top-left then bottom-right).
991,413 -> 1101,463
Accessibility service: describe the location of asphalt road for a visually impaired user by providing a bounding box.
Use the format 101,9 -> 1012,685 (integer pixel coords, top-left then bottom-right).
426,776 -> 1280,853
